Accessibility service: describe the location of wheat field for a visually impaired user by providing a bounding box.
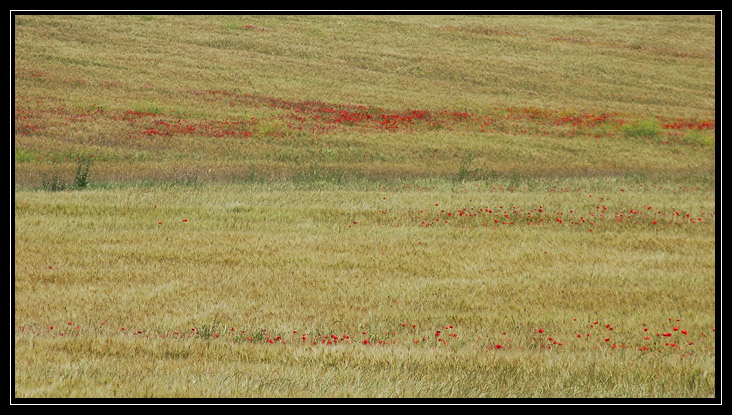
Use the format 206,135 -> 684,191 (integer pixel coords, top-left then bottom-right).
13,14 -> 717,400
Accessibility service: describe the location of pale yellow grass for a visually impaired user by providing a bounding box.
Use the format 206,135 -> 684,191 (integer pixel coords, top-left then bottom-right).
13,14 -> 717,400
14,335 -> 715,398
14,179 -> 716,398
14,15 -> 716,118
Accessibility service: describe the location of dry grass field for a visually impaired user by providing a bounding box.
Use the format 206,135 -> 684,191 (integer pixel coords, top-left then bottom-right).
13,14 -> 717,400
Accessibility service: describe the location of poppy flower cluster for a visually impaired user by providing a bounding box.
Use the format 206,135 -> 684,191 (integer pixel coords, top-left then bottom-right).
394,201 -> 712,230
18,317 -> 714,356
14,80 -> 715,146
189,89 -> 713,143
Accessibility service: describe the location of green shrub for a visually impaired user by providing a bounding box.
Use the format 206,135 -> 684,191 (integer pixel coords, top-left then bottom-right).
684,130 -> 715,147
455,152 -> 475,182
42,173 -> 66,192
622,118 -> 661,138
14,148 -> 35,162
74,156 -> 92,189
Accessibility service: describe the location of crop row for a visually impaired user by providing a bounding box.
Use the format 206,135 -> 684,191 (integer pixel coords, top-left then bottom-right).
197,89 -> 714,141
439,25 -> 713,60
14,86 -> 715,145
17,318 -> 714,355
367,200 -> 713,230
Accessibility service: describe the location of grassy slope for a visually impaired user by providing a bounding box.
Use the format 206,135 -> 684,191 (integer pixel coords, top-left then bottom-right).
14,14 -> 715,186
13,14 -> 717,399
15,15 -> 716,114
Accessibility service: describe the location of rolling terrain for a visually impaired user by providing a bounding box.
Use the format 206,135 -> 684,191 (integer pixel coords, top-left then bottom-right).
13,14 -> 717,399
